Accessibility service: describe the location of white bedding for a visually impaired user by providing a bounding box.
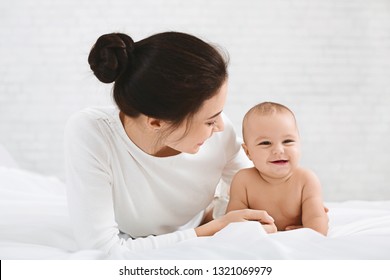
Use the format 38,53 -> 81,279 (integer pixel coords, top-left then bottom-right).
1,166 -> 390,260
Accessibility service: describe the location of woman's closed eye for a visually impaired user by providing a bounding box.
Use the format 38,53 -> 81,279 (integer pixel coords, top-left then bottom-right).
206,120 -> 217,127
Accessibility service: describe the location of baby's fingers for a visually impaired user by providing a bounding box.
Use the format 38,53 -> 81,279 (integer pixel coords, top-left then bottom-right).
285,225 -> 303,231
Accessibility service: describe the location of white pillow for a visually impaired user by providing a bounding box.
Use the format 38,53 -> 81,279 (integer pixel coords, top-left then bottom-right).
0,144 -> 19,168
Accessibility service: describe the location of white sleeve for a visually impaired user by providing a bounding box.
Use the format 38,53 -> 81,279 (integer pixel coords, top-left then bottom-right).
64,112 -> 197,257
212,114 -> 253,218
220,114 -> 252,186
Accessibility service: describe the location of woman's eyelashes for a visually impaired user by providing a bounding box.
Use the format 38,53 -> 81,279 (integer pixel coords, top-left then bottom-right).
206,120 -> 217,127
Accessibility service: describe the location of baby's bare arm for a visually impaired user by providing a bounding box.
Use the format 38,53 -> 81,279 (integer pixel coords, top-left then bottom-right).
301,170 -> 329,236
225,170 -> 277,234
225,171 -> 249,212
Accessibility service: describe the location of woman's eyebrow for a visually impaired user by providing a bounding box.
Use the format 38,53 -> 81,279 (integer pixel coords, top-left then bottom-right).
207,110 -> 223,120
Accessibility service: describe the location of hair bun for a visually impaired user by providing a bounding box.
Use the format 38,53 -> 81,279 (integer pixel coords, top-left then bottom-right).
88,33 -> 135,83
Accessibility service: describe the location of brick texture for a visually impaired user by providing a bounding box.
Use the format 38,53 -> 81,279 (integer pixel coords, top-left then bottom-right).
1,0 -> 389,201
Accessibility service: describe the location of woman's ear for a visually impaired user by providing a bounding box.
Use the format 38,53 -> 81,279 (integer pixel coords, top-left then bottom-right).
242,143 -> 252,160
146,117 -> 169,132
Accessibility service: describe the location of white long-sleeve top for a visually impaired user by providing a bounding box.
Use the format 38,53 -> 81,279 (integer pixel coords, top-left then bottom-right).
64,106 -> 251,257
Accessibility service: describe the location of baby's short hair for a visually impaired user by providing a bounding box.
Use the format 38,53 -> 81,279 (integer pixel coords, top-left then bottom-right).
242,102 -> 296,142
245,102 -> 294,117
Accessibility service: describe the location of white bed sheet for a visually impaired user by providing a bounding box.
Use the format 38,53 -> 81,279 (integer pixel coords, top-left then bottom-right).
1,166 -> 390,260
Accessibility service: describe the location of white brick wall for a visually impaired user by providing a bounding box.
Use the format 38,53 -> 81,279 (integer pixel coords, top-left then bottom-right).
1,0 -> 389,201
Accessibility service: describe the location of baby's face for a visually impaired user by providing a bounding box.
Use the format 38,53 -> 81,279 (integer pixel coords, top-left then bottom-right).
243,111 -> 301,180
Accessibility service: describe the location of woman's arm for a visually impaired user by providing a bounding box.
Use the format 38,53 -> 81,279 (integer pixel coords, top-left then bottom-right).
64,111 -> 198,256
196,208 -> 276,236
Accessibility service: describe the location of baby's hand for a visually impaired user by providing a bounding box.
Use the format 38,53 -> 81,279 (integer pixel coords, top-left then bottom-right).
285,206 -> 328,231
285,225 -> 303,231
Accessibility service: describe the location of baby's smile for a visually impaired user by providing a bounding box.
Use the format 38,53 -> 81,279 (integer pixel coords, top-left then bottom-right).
270,160 -> 289,165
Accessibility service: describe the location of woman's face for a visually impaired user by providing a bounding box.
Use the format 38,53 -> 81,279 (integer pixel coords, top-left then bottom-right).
164,81 -> 228,154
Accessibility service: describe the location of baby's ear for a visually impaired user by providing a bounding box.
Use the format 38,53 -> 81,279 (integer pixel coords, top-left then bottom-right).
242,143 -> 251,160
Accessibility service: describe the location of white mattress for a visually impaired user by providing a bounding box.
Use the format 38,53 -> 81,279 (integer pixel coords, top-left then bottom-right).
1,165 -> 390,260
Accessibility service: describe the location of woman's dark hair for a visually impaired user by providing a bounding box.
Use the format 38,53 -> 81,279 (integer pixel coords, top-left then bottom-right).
88,31 -> 228,126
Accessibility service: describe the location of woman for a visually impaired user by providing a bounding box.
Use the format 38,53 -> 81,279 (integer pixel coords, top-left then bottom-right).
64,31 -> 276,257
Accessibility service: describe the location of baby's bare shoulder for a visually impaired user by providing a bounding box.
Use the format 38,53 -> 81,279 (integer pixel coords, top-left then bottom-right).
231,167 -> 261,186
294,167 -> 322,194
234,167 -> 260,180
294,167 -> 319,180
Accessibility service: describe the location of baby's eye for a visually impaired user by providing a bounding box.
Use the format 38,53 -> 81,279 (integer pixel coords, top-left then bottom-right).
258,141 -> 271,146
283,139 -> 295,144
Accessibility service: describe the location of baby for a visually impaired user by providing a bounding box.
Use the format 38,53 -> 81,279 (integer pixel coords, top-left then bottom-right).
226,102 -> 328,235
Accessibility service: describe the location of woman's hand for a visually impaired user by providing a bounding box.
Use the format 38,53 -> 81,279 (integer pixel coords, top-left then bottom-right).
195,209 -> 276,236
262,223 -> 278,234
